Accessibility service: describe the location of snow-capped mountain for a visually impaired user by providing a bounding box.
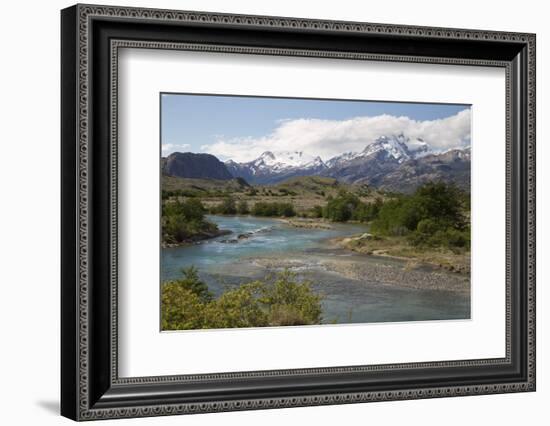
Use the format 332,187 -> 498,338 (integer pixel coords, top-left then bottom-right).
321,134 -> 470,190
222,134 -> 469,190
326,134 -> 432,168
254,150 -> 324,170
361,134 -> 412,163
225,150 -> 327,184
407,138 -> 431,158
325,151 -> 364,168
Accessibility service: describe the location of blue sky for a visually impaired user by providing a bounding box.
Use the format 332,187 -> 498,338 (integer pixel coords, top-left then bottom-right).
161,93 -> 471,162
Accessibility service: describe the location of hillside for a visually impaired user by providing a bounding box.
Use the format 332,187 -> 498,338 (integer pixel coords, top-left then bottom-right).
373,148 -> 471,193
163,175 -> 385,215
163,152 -> 233,180
267,176 -> 378,201
162,176 -> 250,196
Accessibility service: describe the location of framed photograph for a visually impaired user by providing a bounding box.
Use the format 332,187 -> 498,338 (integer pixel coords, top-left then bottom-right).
61,4 -> 536,421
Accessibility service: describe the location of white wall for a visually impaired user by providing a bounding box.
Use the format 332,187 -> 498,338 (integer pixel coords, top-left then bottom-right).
0,0 -> 546,424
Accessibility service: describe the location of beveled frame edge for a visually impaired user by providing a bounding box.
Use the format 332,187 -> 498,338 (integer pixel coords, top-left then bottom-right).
61,3 -> 536,421
110,41 -> 512,386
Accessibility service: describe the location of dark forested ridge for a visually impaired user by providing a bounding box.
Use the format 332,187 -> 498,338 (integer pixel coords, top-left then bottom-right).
163,152 -> 233,180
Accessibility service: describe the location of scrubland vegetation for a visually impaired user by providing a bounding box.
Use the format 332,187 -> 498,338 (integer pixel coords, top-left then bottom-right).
162,268 -> 323,330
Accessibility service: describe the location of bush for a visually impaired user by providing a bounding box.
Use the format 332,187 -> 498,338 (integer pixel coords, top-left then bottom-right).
163,198 -> 205,222
161,286 -> 205,330
251,202 -> 296,217
210,196 -> 237,215
162,198 -> 218,244
371,182 -> 466,233
165,266 -> 213,302
278,188 -> 297,196
161,269 -> 323,330
416,218 -> 439,235
323,191 -> 360,222
310,205 -> 324,218
369,182 -> 470,250
278,203 -> 296,217
161,267 -> 212,330
237,200 -> 249,215
322,191 -> 380,223
352,198 -> 382,222
436,227 -> 470,250
203,283 -> 268,328
259,270 -> 323,326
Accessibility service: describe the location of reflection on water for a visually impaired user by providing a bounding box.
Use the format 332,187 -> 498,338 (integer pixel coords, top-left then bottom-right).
161,215 -> 470,324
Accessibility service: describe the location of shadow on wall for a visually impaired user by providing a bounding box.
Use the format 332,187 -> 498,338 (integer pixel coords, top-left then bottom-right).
35,400 -> 59,416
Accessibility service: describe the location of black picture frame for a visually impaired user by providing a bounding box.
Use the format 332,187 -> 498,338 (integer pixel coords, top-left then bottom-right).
61,4 -> 536,421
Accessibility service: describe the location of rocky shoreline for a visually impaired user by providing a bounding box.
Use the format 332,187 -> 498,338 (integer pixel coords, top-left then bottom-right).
249,251 -> 469,294
280,218 -> 333,230
322,257 -> 469,293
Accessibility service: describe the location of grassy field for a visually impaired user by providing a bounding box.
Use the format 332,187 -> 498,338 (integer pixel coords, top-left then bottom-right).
162,175 -> 251,194
162,175 -> 385,215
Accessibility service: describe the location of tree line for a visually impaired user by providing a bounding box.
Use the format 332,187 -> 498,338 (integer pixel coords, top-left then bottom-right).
209,197 -> 296,217
313,182 -> 470,250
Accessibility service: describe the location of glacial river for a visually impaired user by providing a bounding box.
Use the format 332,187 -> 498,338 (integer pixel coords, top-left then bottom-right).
161,215 -> 470,324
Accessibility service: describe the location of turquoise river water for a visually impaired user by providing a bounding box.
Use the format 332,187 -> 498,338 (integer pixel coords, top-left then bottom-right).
161,215 -> 470,324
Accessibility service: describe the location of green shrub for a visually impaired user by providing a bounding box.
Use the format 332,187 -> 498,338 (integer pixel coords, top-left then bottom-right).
310,205 -> 324,218
323,191 -> 359,222
372,182 -> 466,230
163,197 -> 205,221
278,188 -> 297,196
321,191 -> 380,223
278,203 -> 296,217
161,270 -> 207,330
369,182 -> 470,250
237,200 -> 249,215
210,196 -> 237,215
164,266 -> 213,301
352,199 -> 382,222
161,269 -> 323,330
203,283 -> 268,329
259,270 -> 323,326
252,202 -> 296,217
162,198 -> 218,244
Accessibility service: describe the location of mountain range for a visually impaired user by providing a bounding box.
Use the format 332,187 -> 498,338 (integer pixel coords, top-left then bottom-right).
225,150 -> 327,185
162,134 -> 470,193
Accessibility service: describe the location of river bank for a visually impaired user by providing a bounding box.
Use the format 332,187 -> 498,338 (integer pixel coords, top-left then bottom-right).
331,233 -> 470,275
162,215 -> 470,323
249,250 -> 469,294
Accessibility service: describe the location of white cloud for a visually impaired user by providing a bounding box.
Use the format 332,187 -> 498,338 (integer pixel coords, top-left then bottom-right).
201,109 -> 471,163
161,143 -> 190,155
